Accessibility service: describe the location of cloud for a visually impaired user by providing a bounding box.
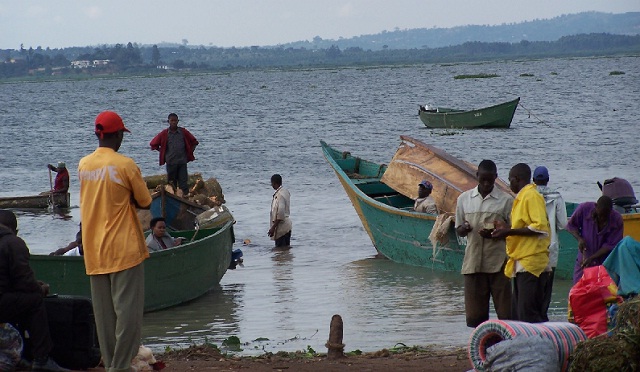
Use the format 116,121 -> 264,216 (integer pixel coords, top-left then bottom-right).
26,5 -> 47,17
338,3 -> 354,17
85,6 -> 102,19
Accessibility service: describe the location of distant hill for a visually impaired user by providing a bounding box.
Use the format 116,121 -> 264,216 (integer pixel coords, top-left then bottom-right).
278,11 -> 640,51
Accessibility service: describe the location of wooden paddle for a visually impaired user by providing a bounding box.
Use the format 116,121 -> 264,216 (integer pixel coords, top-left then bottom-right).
47,166 -> 54,207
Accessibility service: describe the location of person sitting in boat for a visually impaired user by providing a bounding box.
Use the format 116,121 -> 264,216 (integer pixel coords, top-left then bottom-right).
414,180 -> 438,214
146,217 -> 184,252
50,224 -> 83,256
47,162 -> 69,194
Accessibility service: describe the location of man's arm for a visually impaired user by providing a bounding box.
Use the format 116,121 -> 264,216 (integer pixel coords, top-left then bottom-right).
149,131 -> 164,151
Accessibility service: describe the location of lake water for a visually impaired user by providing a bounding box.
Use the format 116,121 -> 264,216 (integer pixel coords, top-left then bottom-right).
1,55 -> 639,355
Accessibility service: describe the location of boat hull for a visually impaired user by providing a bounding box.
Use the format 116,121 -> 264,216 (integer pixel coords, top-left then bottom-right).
0,193 -> 70,209
322,140 -> 466,272
29,222 -> 235,312
419,97 -> 520,129
321,139 -> 640,281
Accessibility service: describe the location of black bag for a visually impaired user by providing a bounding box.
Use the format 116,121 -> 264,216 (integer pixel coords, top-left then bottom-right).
43,295 -> 101,370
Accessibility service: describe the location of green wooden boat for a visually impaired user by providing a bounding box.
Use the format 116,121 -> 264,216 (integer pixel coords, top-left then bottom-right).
321,139 -> 640,280
29,221 -> 235,312
0,193 -> 70,209
418,97 -> 520,129
321,139 -> 467,272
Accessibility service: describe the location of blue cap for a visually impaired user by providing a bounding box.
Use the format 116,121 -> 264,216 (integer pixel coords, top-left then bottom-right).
419,180 -> 433,190
533,166 -> 549,181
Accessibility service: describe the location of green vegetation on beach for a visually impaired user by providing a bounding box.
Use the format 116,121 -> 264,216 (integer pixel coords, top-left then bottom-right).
2,33 -> 640,81
454,73 -> 499,79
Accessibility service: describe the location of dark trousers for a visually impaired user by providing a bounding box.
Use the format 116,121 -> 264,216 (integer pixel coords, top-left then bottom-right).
166,163 -> 189,194
464,272 -> 512,328
512,271 -> 548,323
540,268 -> 555,322
274,231 -> 291,247
0,292 -> 53,360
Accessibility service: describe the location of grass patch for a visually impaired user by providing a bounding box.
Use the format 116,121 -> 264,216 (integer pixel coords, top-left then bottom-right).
453,73 -> 499,79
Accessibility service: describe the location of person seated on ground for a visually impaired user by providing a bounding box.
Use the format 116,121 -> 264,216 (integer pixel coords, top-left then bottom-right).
0,209 -> 69,372
414,180 -> 438,214
47,162 -> 69,194
146,217 -> 184,252
49,225 -> 83,256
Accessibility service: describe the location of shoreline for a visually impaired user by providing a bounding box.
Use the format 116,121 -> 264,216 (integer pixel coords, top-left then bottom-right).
86,344 -> 472,372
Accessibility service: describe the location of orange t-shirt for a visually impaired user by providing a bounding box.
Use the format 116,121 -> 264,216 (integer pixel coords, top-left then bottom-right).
78,147 -> 152,275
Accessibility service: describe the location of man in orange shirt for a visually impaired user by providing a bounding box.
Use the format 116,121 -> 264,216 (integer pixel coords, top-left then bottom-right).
78,111 -> 152,372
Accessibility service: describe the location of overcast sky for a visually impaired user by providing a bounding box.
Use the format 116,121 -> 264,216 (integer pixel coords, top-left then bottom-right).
1,1 -> 639,50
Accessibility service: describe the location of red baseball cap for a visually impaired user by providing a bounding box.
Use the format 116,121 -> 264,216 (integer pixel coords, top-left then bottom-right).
94,111 -> 130,138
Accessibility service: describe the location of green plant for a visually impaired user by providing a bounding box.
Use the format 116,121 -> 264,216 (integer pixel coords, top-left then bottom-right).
453,73 -> 499,79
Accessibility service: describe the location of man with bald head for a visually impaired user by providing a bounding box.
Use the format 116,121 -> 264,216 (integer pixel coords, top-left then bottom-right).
567,195 -> 624,284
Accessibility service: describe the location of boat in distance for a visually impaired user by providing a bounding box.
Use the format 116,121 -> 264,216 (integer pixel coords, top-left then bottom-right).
418,97 -> 520,129
321,137 -> 640,280
30,221 -> 235,313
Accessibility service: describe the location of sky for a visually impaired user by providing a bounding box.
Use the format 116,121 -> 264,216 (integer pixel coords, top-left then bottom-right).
1,1 -> 639,50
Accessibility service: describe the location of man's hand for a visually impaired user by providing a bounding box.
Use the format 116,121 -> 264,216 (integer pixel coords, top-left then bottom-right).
456,221 -> 472,237
577,237 -> 587,253
478,229 -> 494,239
491,227 -> 510,239
38,280 -> 50,296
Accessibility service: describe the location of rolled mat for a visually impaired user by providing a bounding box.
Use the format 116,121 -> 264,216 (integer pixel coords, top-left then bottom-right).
468,320 -> 587,371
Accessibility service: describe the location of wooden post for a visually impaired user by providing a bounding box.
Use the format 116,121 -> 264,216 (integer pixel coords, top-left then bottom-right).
326,314 -> 345,360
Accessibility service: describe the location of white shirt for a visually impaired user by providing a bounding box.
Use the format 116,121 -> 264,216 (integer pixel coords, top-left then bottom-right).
537,185 -> 568,268
270,186 -> 292,240
414,196 -> 438,214
63,247 -> 82,256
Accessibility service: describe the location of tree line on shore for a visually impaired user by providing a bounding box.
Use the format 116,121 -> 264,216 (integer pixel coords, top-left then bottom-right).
1,33 -> 639,80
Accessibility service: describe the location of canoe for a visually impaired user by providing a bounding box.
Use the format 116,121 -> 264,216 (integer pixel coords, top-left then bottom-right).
0,193 -> 70,209
321,139 -> 468,273
30,220 -> 235,313
321,137 -> 640,280
379,135 -> 512,213
418,97 -> 520,129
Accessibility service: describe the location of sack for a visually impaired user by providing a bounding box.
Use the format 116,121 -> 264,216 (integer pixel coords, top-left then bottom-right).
568,265 -> 619,338
44,295 -> 101,370
0,323 -> 23,371
484,336 -> 560,372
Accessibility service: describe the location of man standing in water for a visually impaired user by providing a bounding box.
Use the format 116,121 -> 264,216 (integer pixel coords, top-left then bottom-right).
268,174 -> 292,248
533,166 -> 568,320
79,111 -> 152,372
492,163 -> 550,323
455,160 -> 514,327
150,113 -> 199,196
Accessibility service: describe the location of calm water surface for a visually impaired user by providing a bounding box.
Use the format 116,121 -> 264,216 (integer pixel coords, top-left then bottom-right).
1,55 -> 638,354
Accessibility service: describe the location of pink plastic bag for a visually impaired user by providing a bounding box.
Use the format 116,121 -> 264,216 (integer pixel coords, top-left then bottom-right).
568,265 -> 618,338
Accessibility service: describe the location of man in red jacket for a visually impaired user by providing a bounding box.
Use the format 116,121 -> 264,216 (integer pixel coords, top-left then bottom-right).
150,113 -> 199,196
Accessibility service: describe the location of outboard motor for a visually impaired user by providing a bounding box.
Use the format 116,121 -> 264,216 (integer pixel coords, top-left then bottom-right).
599,177 -> 638,213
